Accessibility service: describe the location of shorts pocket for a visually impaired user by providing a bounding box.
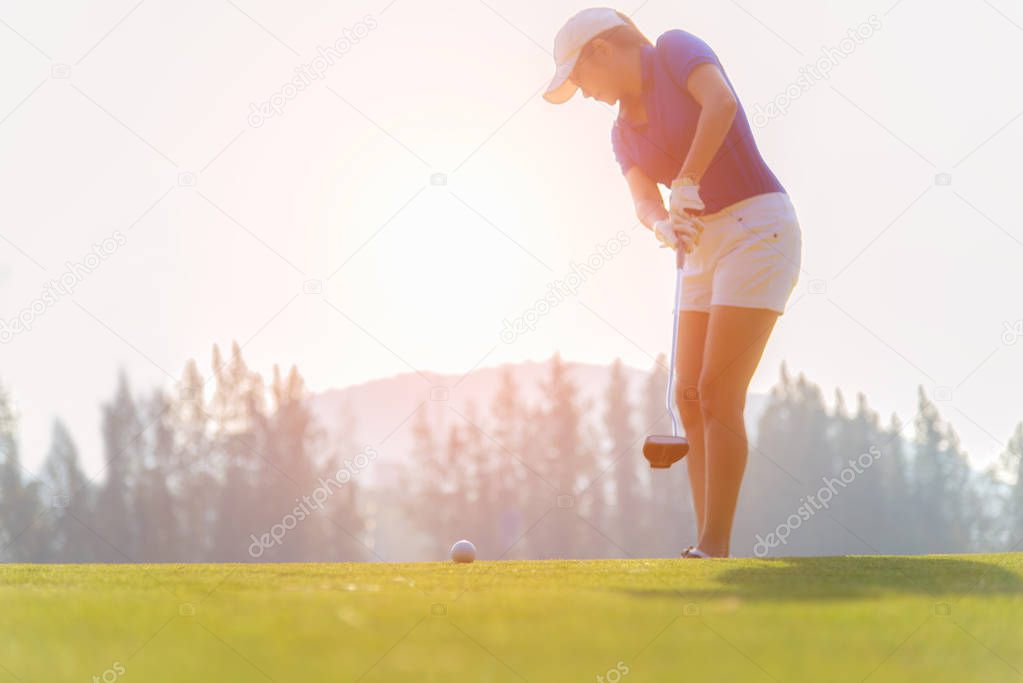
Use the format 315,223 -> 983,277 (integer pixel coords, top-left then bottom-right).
738,197 -> 800,256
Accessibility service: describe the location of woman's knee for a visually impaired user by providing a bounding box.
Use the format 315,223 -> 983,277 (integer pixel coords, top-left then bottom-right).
675,382 -> 702,428
697,377 -> 746,423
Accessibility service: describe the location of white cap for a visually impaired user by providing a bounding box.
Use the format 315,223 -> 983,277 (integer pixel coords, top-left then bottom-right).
543,8 -> 629,104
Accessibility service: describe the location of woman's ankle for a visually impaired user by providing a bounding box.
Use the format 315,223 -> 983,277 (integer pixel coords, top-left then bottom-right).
696,538 -> 730,558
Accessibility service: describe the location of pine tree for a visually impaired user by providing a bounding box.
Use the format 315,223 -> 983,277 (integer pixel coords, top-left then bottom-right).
825,392 -> 883,552
95,372 -> 141,561
877,413 -> 913,553
533,353 -> 591,558
489,367 -> 528,557
399,400 -> 443,555
173,358 -> 215,560
912,387 -> 973,553
461,400 -> 496,555
320,398 -> 367,561
998,423 -> 1023,547
442,420 -> 471,545
210,343 -> 265,561
42,419 -> 95,561
0,385 -> 46,561
264,365 -> 320,560
133,391 -> 181,562
604,358 -> 641,550
743,366 -> 832,557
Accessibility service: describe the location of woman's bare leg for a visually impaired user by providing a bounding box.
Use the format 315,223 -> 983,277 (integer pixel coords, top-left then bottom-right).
697,305 -> 779,558
675,311 -> 710,537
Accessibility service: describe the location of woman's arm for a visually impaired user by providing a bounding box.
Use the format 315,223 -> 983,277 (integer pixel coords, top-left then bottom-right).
625,166 -> 702,252
625,166 -> 668,231
676,63 -> 738,183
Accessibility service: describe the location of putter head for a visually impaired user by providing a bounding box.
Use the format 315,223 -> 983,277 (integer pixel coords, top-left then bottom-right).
643,435 -> 689,469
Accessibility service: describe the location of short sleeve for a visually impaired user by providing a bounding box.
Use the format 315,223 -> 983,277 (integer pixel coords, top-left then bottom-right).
611,123 -> 635,176
655,30 -> 720,92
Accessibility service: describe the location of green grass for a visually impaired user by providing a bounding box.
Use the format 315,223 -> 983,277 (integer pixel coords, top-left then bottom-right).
3,554 -> 1023,682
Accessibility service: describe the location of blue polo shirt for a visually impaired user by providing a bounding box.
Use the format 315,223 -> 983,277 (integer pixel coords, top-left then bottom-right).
612,30 -> 784,214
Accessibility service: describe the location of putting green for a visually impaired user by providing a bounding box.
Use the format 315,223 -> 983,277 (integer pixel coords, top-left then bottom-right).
3,555 -> 1022,681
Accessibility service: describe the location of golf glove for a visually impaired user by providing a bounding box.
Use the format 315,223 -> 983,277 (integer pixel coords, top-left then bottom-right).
654,216 -> 702,254
669,180 -> 705,224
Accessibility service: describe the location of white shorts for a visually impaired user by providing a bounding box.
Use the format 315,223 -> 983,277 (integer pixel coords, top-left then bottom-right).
681,192 -> 802,315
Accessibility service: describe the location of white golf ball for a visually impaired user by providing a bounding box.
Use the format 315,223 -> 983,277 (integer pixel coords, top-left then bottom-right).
450,539 -> 476,563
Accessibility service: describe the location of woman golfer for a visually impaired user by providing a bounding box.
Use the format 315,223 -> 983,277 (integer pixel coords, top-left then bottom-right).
545,9 -> 801,558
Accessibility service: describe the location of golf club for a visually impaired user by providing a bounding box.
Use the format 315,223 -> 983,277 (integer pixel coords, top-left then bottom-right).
643,244 -> 690,469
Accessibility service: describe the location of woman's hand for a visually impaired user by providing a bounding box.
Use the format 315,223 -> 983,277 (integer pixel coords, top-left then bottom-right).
654,216 -> 703,253
621,166 -> 703,253
669,180 -> 705,225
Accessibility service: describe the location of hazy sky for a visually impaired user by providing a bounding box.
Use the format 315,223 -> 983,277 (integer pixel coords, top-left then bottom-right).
2,0 -> 1021,475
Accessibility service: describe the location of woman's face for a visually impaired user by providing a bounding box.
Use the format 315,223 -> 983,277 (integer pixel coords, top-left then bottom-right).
570,40 -> 624,105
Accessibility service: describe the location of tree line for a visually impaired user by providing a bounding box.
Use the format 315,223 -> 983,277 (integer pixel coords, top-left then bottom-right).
0,343 -> 364,563
2,348 -> 1022,562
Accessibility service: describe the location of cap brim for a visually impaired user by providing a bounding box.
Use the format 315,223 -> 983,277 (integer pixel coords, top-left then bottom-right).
543,56 -> 580,104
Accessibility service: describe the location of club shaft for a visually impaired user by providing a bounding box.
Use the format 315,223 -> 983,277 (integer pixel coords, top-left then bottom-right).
665,253 -> 685,437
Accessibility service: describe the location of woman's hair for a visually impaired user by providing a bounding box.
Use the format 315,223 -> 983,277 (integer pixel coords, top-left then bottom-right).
579,11 -> 652,60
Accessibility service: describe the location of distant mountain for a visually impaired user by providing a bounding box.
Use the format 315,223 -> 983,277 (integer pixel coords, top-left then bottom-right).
309,358 -> 769,483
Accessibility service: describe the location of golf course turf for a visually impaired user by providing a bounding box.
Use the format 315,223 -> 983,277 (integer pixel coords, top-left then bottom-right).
4,554 -> 1023,681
